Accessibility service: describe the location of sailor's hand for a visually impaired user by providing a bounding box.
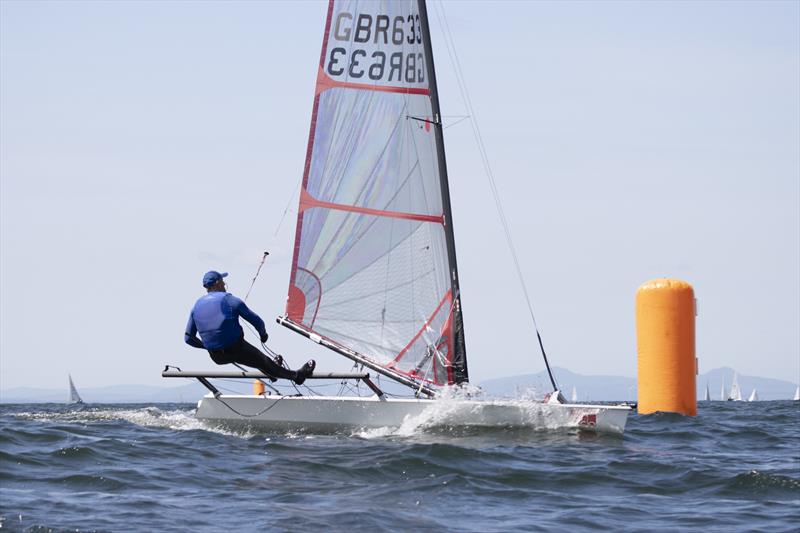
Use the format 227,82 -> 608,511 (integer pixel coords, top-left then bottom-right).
273,355 -> 284,367
260,332 -> 269,343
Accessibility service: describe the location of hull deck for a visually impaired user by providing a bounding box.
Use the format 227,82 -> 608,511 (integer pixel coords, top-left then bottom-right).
195,394 -> 631,435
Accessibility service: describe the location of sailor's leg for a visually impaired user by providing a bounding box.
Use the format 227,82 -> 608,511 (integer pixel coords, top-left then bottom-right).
229,339 -> 297,381
208,350 -> 234,366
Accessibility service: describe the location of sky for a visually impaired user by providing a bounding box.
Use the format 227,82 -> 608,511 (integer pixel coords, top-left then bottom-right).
1,0 -> 798,391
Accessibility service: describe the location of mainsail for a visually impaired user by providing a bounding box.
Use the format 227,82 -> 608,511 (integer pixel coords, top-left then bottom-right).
68,375 -> 83,404
282,0 -> 467,392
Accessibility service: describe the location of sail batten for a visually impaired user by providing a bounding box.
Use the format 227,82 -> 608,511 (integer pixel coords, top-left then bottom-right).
300,188 -> 444,224
285,0 -> 466,391
316,67 -> 431,96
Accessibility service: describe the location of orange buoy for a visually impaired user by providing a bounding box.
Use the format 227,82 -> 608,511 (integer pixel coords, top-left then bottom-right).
253,380 -> 265,396
636,278 -> 697,416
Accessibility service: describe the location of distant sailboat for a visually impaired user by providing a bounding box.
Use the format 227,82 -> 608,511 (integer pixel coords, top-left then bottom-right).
727,373 -> 743,402
747,389 -> 758,402
703,383 -> 710,401
793,386 -> 799,401
720,376 -> 726,401
68,375 -> 84,404
571,386 -> 578,403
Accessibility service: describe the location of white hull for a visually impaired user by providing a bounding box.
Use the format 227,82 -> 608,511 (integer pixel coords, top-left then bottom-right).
196,394 -> 631,435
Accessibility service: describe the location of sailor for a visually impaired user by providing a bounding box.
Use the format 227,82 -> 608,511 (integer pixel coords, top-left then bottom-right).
184,270 -> 315,385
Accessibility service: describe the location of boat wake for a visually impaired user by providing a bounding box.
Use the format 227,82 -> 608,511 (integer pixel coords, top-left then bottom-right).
354,396 -> 588,440
12,405 -> 249,438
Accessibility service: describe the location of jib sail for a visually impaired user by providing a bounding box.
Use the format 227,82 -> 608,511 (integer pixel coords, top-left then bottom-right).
282,0 -> 467,390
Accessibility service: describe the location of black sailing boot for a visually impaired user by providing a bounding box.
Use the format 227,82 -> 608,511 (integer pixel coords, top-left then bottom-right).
293,360 -> 316,385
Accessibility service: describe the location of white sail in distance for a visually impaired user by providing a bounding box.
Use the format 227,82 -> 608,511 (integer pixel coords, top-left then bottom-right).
727,373 -> 742,401
68,375 -> 84,404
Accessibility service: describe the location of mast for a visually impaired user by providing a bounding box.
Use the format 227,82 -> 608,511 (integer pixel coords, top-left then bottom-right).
417,0 -> 468,384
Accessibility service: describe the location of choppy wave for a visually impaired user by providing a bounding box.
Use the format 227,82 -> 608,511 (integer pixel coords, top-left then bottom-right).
1,401 -> 798,532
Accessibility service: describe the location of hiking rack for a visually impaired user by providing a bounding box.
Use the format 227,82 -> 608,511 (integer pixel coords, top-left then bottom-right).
161,367 -> 385,398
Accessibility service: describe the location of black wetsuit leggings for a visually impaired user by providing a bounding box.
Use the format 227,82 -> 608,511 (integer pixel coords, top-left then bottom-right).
208,337 -> 296,381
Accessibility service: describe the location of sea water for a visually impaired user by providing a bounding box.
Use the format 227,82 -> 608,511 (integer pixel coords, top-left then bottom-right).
1,401 -> 798,532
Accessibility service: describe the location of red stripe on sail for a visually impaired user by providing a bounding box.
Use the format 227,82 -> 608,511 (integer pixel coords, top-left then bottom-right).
299,267 -> 322,328
287,0 -> 336,316
390,290 -> 452,366
286,284 -> 306,323
299,188 -> 444,225
315,67 -> 430,96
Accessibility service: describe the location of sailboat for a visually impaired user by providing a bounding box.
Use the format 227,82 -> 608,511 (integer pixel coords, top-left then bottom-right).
747,389 -> 758,402
703,383 -> 710,401
571,386 -> 578,403
727,372 -> 743,401
164,0 -> 630,434
793,386 -> 799,401
720,376 -> 726,401
68,375 -> 84,404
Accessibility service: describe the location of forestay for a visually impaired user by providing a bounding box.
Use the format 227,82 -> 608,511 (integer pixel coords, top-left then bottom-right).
283,0 -> 467,390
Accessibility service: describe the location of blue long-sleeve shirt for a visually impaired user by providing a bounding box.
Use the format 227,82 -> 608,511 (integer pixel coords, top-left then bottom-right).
184,292 -> 267,350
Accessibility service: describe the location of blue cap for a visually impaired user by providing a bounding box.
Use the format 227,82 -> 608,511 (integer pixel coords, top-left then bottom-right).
202,270 -> 228,287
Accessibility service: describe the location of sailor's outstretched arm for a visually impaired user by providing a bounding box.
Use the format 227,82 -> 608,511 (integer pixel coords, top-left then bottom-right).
230,295 -> 268,341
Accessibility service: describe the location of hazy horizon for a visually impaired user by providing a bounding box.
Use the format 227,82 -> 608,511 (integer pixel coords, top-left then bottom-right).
2,365 -> 797,405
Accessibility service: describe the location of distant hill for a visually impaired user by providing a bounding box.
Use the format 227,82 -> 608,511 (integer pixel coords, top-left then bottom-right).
478,367 -> 798,402
478,367 -> 637,401
2,367 -> 797,403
